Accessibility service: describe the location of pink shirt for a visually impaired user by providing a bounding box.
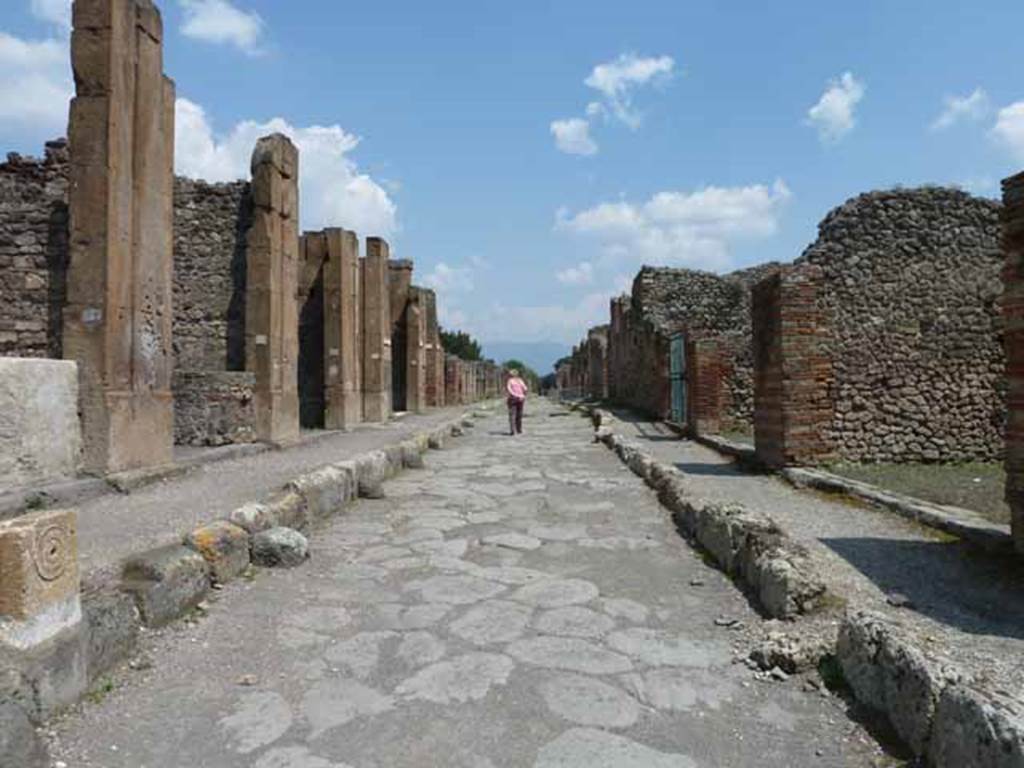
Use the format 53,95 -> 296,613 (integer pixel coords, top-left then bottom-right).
506,377 -> 528,401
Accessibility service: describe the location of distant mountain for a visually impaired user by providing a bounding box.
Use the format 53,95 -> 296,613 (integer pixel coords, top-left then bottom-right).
481,341 -> 571,375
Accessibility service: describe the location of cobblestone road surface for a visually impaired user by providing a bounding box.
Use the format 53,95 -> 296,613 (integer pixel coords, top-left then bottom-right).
49,402 -> 886,767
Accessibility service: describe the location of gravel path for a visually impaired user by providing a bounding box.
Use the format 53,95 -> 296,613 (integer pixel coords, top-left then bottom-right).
48,401 -> 885,767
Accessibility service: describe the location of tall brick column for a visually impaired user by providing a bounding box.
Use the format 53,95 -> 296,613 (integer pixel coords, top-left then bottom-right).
686,336 -> 723,436
324,228 -> 361,429
246,134 -> 300,444
362,238 -> 392,421
65,0 -> 176,474
1002,172 -> 1024,555
752,266 -> 833,467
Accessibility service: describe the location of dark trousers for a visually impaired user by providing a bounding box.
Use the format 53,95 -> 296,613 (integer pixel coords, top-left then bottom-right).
508,398 -> 524,434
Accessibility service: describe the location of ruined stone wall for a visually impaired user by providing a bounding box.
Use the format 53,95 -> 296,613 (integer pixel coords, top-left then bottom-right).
0,141 -> 70,359
610,265 -> 776,426
172,178 -> 252,372
172,370 -> 256,446
797,188 -> 1004,463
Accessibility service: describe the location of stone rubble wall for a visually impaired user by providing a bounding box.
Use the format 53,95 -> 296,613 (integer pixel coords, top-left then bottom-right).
171,370 -> 256,447
172,178 -> 253,372
795,188 -> 1004,464
0,142 -> 69,360
606,264 -> 779,427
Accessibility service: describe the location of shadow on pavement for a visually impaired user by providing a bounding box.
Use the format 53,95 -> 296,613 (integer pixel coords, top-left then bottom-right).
822,536 -> 1024,640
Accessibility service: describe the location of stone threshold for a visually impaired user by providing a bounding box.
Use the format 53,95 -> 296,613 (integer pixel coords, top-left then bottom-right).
780,466 -> 1013,553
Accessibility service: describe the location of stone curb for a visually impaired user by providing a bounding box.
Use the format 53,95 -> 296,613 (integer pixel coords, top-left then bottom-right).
782,467 -> 1014,553
838,610 -> 1024,767
579,403 -> 1024,765
72,414 -> 475,709
585,407 -> 828,620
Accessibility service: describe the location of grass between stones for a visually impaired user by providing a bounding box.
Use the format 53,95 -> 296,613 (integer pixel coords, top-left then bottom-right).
827,461 -> 1009,526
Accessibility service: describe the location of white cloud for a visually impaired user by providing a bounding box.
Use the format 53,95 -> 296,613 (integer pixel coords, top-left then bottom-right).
557,180 -> 791,272
556,261 -> 594,286
30,0 -> 71,31
584,53 -> 674,129
175,97 -> 397,236
422,262 -> 474,293
180,0 -> 264,54
806,72 -> 865,144
993,101 -> 1024,163
931,88 -> 989,131
0,31 -> 71,137
550,118 -> 598,156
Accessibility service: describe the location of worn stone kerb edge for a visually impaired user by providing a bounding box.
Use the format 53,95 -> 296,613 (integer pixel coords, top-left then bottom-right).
579,403 -> 1024,766
584,404 -> 827,620
79,416 -> 474,701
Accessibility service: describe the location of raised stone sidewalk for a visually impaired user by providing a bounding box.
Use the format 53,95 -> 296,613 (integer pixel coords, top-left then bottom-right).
74,406 -> 485,579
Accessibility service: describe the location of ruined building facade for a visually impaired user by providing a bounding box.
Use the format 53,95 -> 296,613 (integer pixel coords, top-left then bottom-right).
0,0 -> 486,492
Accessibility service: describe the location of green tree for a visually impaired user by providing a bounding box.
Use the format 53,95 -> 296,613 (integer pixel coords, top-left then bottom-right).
440,329 -> 482,361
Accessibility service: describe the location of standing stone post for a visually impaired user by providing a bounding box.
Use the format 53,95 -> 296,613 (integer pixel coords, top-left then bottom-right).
423,290 -> 443,407
324,229 -> 361,430
406,288 -> 427,413
65,0 -> 176,474
246,134 -> 300,444
362,238 -> 392,421
1002,172 -> 1024,555
0,510 -> 85,719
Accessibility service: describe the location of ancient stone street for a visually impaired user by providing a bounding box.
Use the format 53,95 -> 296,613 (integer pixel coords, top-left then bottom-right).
46,403 -> 883,767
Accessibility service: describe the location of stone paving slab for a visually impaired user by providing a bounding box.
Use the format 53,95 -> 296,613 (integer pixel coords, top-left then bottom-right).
74,406 -> 479,580
46,401 -> 886,767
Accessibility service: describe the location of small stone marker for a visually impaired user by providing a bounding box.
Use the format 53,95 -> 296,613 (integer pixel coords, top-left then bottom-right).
0,509 -> 86,717
185,521 -> 251,584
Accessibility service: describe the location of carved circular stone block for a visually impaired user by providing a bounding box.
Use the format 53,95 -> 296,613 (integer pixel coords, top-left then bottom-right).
33,523 -> 70,582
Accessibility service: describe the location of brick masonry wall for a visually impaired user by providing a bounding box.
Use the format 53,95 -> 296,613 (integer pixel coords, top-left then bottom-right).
687,337 -> 722,435
799,188 -> 1004,463
753,267 -> 833,467
1002,172 -> 1024,553
0,141 -> 69,359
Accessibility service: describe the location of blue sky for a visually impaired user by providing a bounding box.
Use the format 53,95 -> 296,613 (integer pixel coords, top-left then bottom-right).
3,0 -> 1024,370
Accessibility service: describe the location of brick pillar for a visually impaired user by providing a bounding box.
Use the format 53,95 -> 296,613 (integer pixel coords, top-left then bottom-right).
246,134 -> 300,444
753,266 -> 832,467
324,228 -> 361,429
361,238 -> 391,421
686,337 -> 722,436
1002,172 -> 1024,555
65,0 -> 175,474
405,288 -> 427,413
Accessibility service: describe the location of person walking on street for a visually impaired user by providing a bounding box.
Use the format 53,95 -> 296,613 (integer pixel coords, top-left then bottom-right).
506,369 -> 528,436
